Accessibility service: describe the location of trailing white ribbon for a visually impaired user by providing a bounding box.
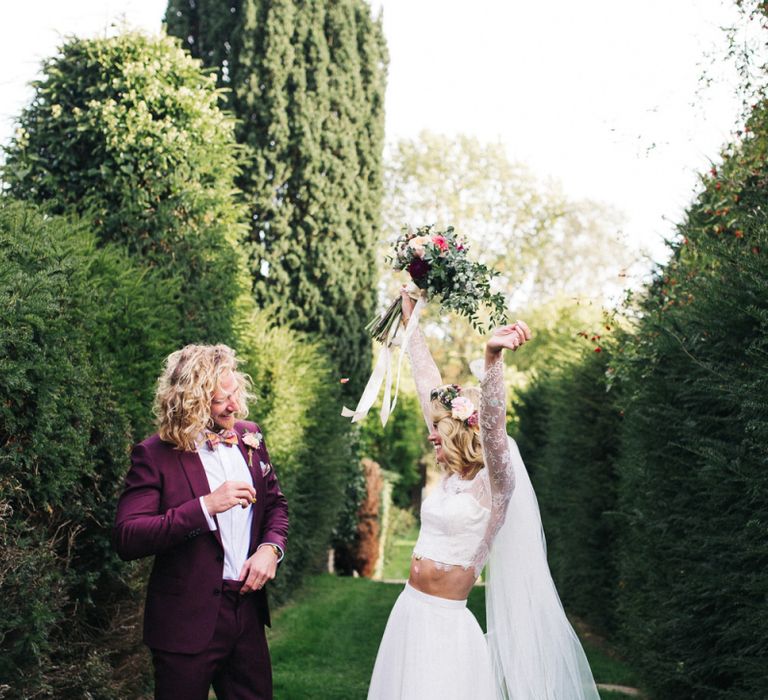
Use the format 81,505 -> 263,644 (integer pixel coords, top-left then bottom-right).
342,292 -> 427,426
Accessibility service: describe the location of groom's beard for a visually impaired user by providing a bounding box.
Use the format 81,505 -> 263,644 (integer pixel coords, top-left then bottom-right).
213,414 -> 236,430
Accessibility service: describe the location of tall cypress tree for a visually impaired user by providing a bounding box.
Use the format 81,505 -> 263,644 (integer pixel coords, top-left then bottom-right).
166,0 -> 388,395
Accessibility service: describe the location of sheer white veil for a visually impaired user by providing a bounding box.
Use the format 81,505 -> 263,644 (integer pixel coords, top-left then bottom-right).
485,437 -> 600,699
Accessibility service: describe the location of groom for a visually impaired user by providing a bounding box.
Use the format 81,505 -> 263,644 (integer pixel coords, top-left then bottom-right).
114,343 -> 289,700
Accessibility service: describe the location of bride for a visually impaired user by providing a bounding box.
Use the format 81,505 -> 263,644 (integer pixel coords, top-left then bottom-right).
367,289 -> 599,699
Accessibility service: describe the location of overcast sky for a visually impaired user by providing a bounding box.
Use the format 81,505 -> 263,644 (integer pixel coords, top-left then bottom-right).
0,1 -> 751,265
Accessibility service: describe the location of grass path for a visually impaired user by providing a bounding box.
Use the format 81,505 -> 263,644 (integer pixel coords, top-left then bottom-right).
266,575 -> 642,700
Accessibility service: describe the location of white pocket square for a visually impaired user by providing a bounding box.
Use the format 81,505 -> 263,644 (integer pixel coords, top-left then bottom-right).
259,460 -> 272,476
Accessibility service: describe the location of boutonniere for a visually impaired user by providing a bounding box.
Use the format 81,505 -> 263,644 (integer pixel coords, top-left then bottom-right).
242,428 -> 263,467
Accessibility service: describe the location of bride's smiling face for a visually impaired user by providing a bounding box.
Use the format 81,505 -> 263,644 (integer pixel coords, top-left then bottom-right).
428,426 -> 445,464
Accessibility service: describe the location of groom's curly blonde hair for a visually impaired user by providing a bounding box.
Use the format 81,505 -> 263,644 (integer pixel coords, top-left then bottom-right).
153,344 -> 254,451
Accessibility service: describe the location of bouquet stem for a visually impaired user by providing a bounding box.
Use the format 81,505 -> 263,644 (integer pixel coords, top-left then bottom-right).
366,296 -> 403,344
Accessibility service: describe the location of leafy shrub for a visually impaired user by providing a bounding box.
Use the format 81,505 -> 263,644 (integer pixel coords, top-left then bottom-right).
2,31 -> 247,347
0,27 -> 371,696
0,199 -> 175,698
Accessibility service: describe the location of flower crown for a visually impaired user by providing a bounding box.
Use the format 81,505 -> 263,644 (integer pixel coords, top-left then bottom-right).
430,384 -> 479,429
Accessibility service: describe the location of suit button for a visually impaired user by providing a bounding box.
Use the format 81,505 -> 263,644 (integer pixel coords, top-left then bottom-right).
213,588 -> 221,596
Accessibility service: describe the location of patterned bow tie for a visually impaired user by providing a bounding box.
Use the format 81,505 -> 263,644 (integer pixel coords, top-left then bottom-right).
205,429 -> 239,451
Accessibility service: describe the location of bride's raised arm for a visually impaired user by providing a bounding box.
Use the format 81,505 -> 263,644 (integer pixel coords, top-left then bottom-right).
400,290 -> 442,432
471,321 -> 532,574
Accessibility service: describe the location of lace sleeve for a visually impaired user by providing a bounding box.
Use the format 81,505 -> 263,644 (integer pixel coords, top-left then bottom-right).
405,325 -> 443,431
471,351 -> 515,575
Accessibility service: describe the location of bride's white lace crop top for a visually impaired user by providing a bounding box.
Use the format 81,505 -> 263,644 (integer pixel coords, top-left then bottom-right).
406,326 -> 516,577
413,469 -> 491,570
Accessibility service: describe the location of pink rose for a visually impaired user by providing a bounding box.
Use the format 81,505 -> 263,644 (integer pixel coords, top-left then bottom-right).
450,396 -> 475,421
431,234 -> 449,252
243,431 -> 263,449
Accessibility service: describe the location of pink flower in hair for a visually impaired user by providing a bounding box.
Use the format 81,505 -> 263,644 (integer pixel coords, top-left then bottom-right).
450,396 -> 475,421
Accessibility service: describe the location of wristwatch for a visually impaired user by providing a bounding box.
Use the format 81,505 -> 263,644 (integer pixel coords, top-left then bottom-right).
262,544 -> 281,558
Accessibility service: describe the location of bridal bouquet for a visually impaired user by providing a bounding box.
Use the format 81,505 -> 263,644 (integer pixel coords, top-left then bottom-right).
366,224 -> 508,343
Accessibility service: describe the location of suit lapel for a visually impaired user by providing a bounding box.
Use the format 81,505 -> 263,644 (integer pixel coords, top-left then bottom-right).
178,448 -> 223,548
235,424 -> 263,489
235,424 -> 264,554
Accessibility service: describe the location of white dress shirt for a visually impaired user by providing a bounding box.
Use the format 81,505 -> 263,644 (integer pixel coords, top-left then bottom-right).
197,441 -> 255,580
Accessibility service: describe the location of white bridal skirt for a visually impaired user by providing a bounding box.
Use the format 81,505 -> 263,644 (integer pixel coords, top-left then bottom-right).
367,583 -> 495,700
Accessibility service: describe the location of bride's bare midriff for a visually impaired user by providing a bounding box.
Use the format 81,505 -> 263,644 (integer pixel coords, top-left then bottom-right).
408,556 -> 477,601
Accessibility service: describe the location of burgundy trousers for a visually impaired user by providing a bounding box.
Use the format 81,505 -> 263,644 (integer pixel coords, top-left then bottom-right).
151,580 -> 272,700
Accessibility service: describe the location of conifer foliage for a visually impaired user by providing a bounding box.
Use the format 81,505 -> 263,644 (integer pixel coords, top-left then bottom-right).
515,346 -> 622,635
514,95 -> 768,700
613,100 -> 768,698
166,0 -> 388,393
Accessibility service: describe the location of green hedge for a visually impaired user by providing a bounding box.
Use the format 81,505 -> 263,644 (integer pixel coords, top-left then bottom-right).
0,200 -> 364,695
613,101 -> 768,699
515,345 -> 622,634
515,99 -> 768,697
0,199 -> 176,698
358,391 -> 427,511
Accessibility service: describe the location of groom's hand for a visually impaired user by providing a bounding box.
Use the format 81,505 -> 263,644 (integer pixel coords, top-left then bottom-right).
239,546 -> 278,594
203,481 -> 257,515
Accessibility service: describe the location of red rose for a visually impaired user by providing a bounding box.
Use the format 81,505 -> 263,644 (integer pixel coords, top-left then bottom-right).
407,258 -> 430,280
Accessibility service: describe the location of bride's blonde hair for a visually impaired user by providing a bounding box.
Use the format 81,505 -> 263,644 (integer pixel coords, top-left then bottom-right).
153,344 -> 254,451
430,385 -> 484,479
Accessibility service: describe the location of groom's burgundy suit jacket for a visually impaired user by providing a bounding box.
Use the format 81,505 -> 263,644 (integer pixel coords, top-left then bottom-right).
114,420 -> 289,654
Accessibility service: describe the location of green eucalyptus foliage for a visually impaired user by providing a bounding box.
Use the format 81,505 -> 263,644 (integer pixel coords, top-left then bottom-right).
0,200 -> 176,699
166,0 -> 388,396
2,32 -> 248,346
613,102 -> 768,699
